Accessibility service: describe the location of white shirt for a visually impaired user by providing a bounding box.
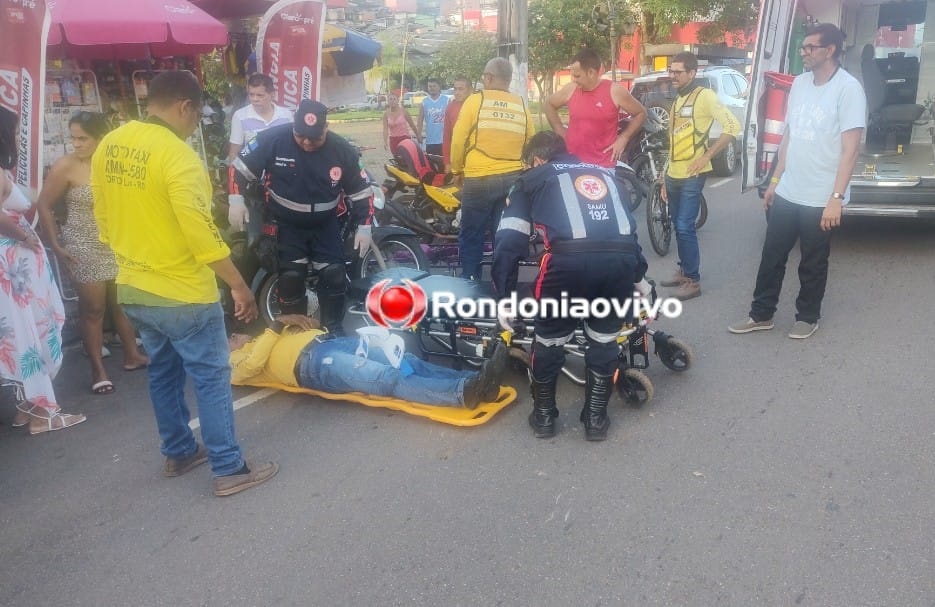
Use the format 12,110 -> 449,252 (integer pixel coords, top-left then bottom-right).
229,103 -> 294,146
776,68 -> 866,207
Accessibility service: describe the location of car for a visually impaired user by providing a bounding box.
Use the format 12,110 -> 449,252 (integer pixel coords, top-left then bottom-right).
345,94 -> 387,112
630,65 -> 749,176
402,90 -> 428,107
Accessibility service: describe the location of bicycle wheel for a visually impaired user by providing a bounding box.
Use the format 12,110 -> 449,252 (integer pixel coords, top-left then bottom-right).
646,181 -> 671,256
695,192 -> 708,230
632,154 -> 655,190
615,166 -> 643,212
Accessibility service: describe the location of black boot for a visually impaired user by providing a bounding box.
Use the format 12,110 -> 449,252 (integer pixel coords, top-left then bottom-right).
529,378 -> 559,438
462,341 -> 507,409
318,292 -> 346,336
581,369 -> 614,441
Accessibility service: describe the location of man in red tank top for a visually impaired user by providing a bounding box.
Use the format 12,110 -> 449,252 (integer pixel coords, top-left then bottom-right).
544,48 -> 646,168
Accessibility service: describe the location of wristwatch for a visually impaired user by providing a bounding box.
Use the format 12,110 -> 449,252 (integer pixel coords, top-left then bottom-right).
831,192 -> 844,200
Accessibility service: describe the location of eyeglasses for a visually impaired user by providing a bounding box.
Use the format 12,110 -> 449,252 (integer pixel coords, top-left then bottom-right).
667,69 -> 688,76
799,44 -> 828,54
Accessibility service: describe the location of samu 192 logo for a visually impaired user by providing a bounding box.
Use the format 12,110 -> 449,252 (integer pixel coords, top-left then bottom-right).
365,279 -> 427,329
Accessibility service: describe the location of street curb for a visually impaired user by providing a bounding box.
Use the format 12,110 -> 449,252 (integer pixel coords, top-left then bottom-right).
329,117 -> 382,123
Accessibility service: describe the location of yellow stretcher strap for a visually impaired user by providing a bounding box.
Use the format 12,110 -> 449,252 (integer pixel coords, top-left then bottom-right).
232,380 -> 518,427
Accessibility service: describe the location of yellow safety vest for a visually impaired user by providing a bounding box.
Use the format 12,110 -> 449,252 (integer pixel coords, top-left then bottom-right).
669,87 -> 709,162
466,90 -> 530,162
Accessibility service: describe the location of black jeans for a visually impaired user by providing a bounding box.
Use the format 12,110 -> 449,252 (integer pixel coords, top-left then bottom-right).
749,195 -> 832,324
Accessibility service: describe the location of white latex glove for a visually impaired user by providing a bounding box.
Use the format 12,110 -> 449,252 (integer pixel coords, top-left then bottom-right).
354,224 -> 373,258
635,278 -> 652,297
228,194 -> 248,232
497,305 -> 516,333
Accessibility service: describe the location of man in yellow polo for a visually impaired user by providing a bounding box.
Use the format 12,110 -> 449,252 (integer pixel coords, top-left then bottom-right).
661,52 -> 741,300
91,71 -> 277,497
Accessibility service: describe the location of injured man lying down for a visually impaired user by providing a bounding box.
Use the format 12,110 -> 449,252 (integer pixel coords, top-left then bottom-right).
229,314 -> 507,409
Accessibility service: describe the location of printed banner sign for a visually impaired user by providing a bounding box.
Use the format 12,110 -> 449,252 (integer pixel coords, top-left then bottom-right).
256,0 -> 325,111
0,0 -> 50,194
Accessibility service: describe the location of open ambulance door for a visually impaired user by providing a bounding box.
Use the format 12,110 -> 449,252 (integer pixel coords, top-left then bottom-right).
742,0 -> 799,192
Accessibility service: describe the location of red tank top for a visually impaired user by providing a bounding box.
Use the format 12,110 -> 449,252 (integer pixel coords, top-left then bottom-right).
565,80 -> 620,168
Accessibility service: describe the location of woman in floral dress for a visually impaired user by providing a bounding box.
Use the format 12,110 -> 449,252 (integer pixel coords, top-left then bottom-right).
37,111 -> 148,395
0,106 -> 86,434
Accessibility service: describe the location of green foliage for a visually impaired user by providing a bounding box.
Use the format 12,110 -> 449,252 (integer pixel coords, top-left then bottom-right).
373,27 -> 431,92
432,31 -> 497,85
200,50 -> 229,102
695,0 -> 760,43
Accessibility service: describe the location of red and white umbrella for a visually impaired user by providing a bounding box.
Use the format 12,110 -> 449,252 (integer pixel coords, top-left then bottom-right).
47,0 -> 229,58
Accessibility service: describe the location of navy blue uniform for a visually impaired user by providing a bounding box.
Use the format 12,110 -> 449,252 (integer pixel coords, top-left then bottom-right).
231,124 -> 374,332
492,153 -> 647,379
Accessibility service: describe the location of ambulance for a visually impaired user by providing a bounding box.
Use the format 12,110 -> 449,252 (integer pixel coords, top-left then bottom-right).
744,0 -> 935,216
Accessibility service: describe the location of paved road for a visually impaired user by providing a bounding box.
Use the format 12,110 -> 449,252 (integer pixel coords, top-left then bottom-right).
3,121 -> 935,606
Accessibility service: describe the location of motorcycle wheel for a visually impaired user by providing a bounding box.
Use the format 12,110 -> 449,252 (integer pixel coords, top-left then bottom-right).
257,273 -> 283,329
353,235 -> 430,280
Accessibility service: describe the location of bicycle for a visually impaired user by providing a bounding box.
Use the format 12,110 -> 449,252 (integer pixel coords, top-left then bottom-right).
645,163 -> 709,257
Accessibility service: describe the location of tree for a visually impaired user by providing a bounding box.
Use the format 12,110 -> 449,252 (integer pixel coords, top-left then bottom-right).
432,31 -> 497,85
637,0 -> 758,44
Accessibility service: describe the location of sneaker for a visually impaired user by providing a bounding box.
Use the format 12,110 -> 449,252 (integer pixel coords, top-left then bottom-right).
164,443 -> 209,478
670,278 -> 701,301
213,461 -> 279,497
728,317 -> 775,334
659,267 -> 685,287
788,321 -> 818,339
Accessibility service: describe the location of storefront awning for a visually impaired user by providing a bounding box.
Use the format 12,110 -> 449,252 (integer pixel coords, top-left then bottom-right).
322,23 -> 381,76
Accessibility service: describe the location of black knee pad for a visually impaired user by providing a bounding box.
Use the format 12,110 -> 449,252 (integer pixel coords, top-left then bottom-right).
277,265 -> 307,315
317,262 -> 348,296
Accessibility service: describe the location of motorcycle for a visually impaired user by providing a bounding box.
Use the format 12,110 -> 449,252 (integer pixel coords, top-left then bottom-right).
380,138 -> 462,241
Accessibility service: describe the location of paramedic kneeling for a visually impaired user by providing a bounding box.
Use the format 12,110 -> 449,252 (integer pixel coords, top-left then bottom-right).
230,100 -> 374,335
491,132 -> 649,441
229,315 -> 508,409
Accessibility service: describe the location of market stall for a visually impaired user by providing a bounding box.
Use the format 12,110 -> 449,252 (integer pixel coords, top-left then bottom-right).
42,0 -> 229,171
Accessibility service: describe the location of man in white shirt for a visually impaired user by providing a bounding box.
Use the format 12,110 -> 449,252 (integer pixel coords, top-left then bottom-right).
227,73 -> 293,160
227,73 -> 293,243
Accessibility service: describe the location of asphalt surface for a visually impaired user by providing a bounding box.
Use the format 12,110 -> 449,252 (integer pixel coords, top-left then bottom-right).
3,121 -> 935,606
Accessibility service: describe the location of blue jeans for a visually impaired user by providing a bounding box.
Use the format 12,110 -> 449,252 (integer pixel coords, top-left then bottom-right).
298,338 -> 473,407
458,171 -> 521,280
665,174 -> 707,281
123,302 -> 244,477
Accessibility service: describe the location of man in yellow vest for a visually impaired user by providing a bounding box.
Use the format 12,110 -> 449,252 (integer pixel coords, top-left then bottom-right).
661,52 -> 741,300
451,57 -> 536,281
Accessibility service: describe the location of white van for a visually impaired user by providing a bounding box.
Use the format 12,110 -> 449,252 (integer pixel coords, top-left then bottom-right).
744,0 -> 934,216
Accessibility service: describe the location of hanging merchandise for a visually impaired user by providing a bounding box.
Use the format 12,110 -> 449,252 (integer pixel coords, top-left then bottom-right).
43,68 -> 103,176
